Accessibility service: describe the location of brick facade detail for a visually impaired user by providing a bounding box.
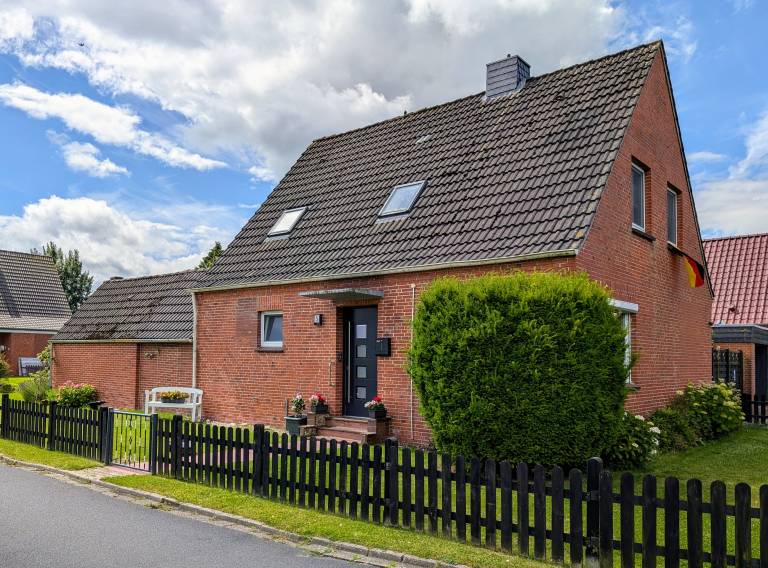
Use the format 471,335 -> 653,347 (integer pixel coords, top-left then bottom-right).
0,332 -> 53,374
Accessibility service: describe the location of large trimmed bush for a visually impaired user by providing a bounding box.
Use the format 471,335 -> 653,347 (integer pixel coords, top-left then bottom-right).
408,271 -> 630,466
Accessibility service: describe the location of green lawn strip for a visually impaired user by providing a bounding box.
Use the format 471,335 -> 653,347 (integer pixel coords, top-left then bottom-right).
0,438 -> 100,470
104,474 -> 545,568
2,376 -> 27,401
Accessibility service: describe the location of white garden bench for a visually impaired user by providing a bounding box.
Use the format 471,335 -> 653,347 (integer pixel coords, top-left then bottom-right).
144,387 -> 203,422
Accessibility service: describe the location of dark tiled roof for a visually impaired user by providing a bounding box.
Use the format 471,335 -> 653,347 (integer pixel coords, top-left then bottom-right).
0,250 -> 70,332
704,234 -> 768,326
53,270 -> 200,342
203,42 -> 661,288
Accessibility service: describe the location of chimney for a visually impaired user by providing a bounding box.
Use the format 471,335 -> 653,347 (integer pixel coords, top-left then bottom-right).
485,54 -> 530,99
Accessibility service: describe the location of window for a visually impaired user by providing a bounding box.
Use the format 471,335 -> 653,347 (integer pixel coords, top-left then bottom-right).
379,181 -> 426,217
260,311 -> 283,348
667,188 -> 678,245
610,299 -> 638,384
631,164 -> 645,230
267,207 -> 306,237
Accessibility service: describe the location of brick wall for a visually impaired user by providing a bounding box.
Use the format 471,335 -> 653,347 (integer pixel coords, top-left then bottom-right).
0,332 -> 53,374
52,342 -> 192,409
576,50 -> 713,413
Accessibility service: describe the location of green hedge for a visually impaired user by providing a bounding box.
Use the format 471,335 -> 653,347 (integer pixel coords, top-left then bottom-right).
408,271 -> 630,466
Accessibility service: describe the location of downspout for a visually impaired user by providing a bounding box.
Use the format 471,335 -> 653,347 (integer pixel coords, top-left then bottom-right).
409,283 -> 416,440
191,291 -> 198,389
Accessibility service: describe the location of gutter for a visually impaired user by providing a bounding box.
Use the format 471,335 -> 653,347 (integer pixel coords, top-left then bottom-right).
49,338 -> 192,344
191,291 -> 198,388
188,249 -> 578,294
0,328 -> 62,334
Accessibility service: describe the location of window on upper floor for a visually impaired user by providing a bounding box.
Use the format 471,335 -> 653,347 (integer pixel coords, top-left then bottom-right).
631,164 -> 646,231
667,187 -> 678,245
267,207 -> 306,237
378,181 -> 426,218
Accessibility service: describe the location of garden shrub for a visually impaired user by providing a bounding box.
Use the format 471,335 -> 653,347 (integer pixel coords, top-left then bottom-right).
19,370 -> 52,403
408,271 -> 630,466
0,353 -> 9,378
0,381 -> 13,394
649,407 -> 700,451
57,382 -> 98,408
602,412 -> 660,468
670,382 -> 743,441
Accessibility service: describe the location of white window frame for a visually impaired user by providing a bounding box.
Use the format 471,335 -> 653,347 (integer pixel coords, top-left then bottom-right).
260,311 -> 284,348
610,299 -> 638,383
267,207 -> 307,237
631,164 -> 646,231
667,187 -> 678,245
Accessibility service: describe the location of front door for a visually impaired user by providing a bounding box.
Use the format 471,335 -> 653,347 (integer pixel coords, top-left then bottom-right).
343,306 -> 378,417
756,345 -> 767,396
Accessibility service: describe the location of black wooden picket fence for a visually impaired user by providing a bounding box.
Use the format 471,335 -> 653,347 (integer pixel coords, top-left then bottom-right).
3,397 -> 768,567
742,392 -> 768,424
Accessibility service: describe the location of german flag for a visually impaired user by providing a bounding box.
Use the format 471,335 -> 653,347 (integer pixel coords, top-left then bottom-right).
684,254 -> 706,288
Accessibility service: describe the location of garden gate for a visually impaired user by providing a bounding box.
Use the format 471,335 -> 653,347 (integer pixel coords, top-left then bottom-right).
107,410 -> 157,471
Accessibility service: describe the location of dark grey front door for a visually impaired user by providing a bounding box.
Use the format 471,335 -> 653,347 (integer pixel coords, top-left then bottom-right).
343,306 -> 378,417
756,345 -> 767,396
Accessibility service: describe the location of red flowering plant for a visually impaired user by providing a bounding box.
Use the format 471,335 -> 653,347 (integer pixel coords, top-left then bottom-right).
364,396 -> 385,411
310,392 -> 326,406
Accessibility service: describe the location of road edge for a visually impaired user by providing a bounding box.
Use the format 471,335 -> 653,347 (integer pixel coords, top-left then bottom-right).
0,453 -> 468,568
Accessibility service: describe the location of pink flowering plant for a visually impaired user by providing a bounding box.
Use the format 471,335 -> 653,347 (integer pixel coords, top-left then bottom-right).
364,396 -> 385,411
310,392 -> 326,406
290,393 -> 306,416
57,382 -> 98,408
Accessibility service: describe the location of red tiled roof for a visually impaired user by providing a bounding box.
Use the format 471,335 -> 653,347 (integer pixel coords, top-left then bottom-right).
704,233 -> 768,325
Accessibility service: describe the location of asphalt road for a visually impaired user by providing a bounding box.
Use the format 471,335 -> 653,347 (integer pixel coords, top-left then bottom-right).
0,463 -> 355,568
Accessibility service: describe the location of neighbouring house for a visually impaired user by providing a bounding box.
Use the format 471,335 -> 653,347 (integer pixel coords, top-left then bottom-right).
52,41 -> 713,445
51,270 -> 199,408
705,233 -> 768,396
0,249 -> 71,375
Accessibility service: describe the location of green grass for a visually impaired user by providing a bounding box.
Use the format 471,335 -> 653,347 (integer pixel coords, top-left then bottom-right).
105,474 -> 546,568
2,376 -> 26,401
0,438 -> 100,470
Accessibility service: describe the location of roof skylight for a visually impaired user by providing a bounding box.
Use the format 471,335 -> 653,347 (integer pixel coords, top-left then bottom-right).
267,207 -> 307,237
379,181 -> 425,218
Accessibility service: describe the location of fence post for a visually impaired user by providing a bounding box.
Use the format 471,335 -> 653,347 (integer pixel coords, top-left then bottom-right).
0,393 -> 9,439
385,437 -> 399,526
98,407 -> 112,465
253,424 -> 265,494
586,457 -> 603,568
148,413 -> 159,475
171,414 -> 183,479
47,401 -> 58,451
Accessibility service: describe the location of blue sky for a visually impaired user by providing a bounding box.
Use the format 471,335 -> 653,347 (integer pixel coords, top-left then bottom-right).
0,1 -> 765,282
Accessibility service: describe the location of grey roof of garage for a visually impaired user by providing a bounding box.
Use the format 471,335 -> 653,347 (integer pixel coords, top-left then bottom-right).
202,41 -> 661,289
0,250 -> 71,332
53,270 -> 200,342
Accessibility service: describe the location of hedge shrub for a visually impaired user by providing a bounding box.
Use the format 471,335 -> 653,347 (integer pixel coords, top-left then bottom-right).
57,382 -> 98,409
408,271 -> 630,466
602,412 -> 660,468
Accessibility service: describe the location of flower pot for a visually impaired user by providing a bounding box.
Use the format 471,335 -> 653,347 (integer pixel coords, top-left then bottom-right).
368,408 -> 387,420
161,397 -> 186,404
312,402 -> 329,415
285,415 -> 307,436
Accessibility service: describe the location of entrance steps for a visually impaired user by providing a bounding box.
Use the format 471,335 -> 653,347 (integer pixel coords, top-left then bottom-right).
300,414 -> 390,444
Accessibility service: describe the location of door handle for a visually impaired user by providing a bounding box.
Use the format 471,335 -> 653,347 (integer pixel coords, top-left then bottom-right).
346,321 -> 352,404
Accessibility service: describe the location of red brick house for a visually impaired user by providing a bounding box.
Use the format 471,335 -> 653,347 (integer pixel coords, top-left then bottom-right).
0,250 -> 70,375
52,41 -> 713,445
705,234 -> 768,396
51,270 -> 198,408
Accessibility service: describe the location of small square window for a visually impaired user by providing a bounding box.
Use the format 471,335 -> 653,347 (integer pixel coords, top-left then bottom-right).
267,207 -> 306,237
379,181 -> 426,217
261,311 -> 283,348
667,188 -> 678,245
631,165 -> 645,231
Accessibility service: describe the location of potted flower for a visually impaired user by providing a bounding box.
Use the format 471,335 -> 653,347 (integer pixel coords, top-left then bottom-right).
159,390 -> 188,404
285,393 -> 307,436
310,392 -> 328,414
364,396 -> 387,419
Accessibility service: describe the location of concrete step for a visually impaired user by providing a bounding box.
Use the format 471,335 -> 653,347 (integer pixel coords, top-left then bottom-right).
315,426 -> 375,444
323,416 -> 368,429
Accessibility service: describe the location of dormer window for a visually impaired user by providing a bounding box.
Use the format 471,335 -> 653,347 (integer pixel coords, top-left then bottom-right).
268,207 -> 306,237
378,181 -> 426,218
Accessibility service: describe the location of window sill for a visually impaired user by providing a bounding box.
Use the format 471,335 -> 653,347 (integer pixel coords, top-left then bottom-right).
631,227 -> 656,242
625,381 -> 641,392
667,242 -> 684,255
256,346 -> 284,353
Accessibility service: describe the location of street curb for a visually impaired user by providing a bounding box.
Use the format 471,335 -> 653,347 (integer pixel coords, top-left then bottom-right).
0,454 -> 468,568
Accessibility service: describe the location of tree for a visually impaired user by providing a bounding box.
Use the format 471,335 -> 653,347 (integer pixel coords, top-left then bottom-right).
32,242 -> 93,312
198,241 -> 224,269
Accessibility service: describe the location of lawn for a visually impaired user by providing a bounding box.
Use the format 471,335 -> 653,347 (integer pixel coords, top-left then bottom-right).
0,438 -> 100,470
105,474 -> 545,568
2,376 -> 26,401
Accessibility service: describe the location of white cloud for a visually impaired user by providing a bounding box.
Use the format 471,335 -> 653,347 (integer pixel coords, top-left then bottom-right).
48,131 -> 128,177
0,1 -> 626,177
688,151 -> 728,164
641,16 -> 697,62
0,82 -> 225,170
697,178 -> 768,237
0,195 -> 235,283
731,111 -> 768,178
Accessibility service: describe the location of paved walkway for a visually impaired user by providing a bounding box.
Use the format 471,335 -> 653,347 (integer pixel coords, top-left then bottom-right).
0,462 -> 355,568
